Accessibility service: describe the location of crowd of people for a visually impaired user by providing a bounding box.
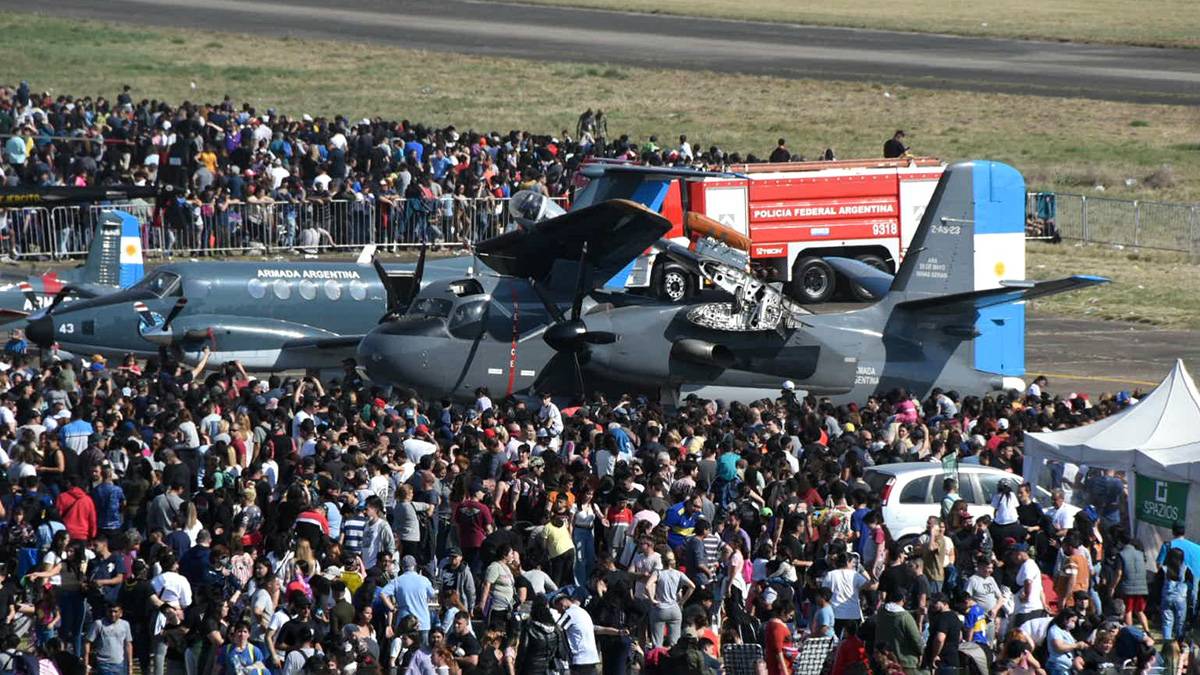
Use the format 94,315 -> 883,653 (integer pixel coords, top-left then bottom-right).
1,81 -> 1196,675
0,83 -> 846,254
0,331 -> 1189,675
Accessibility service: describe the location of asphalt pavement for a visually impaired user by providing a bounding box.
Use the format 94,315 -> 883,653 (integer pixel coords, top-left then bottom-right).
12,0 -> 1200,105
1025,315 -> 1200,396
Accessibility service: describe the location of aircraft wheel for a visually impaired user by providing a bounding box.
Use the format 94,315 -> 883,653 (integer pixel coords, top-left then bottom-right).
849,253 -> 889,302
789,256 -> 836,304
654,264 -> 695,303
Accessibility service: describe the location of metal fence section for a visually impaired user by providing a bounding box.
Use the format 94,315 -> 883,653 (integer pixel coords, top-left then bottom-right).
5,192 -> 1198,258
0,196 -> 568,259
1030,192 -> 1200,254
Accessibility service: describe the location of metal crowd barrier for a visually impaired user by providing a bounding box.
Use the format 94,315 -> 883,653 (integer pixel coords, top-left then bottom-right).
6,192 -> 1199,259
1028,192 -> 1200,255
0,196 -> 568,259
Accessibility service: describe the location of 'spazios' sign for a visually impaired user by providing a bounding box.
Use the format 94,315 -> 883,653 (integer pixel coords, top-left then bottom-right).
1135,473 -> 1189,528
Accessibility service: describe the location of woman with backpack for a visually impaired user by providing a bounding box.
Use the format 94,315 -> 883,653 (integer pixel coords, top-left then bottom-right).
220,620 -> 268,675
513,595 -> 564,672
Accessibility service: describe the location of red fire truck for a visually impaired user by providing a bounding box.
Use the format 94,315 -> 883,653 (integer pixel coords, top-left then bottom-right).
627,157 -> 945,303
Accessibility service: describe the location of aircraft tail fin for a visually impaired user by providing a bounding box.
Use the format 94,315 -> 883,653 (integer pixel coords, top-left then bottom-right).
80,210 -> 144,288
885,161 -> 1030,376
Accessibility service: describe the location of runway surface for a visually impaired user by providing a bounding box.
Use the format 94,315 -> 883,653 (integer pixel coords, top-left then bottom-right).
13,0 -> 1200,105
1026,315 -> 1198,395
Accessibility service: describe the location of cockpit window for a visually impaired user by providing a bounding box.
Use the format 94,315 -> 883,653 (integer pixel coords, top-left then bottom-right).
410,297 -> 453,319
448,299 -> 489,338
132,270 -> 182,298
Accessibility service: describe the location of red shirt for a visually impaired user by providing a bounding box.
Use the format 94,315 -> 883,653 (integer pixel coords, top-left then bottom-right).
765,618 -> 792,675
453,499 -> 493,549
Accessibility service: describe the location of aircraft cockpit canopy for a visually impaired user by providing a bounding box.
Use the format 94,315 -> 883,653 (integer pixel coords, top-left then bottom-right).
508,189 -> 566,228
132,270 -> 182,298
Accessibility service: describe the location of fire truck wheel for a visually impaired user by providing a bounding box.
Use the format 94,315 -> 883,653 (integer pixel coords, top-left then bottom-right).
849,254 -> 889,302
654,264 -> 695,303
789,256 -> 836,304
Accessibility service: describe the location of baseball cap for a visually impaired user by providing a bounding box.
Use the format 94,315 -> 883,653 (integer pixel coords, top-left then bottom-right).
529,456 -> 545,468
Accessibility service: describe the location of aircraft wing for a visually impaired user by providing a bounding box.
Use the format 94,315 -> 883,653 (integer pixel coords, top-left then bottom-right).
475,199 -> 672,288
895,275 -> 1109,314
0,308 -> 30,324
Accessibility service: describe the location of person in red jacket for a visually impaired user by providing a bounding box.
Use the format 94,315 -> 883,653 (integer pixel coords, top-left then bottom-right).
56,476 -> 97,542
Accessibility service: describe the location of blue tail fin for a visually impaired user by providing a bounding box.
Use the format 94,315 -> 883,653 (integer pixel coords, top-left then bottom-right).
80,210 -> 144,288
888,161 -> 1029,376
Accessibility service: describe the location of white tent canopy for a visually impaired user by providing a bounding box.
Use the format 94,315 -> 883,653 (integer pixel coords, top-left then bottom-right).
1023,359 -> 1200,483
1022,359 -> 1200,543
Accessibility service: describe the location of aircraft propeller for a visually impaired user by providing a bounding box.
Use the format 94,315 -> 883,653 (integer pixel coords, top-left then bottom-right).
16,282 -> 38,308
528,241 -> 616,400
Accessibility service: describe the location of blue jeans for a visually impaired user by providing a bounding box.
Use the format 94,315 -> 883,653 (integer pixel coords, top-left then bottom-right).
1163,594 -> 1188,640
574,528 -> 596,587
96,662 -> 128,675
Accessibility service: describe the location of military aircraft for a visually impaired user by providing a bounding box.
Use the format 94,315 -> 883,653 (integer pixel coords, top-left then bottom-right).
20,244 -> 471,371
356,160 -> 1108,404
0,209 -> 145,323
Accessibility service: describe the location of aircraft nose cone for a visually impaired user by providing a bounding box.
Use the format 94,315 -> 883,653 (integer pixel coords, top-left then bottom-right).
358,328 -> 419,387
26,315 -> 54,349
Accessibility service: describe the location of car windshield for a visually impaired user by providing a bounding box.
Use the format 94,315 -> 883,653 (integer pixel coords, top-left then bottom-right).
131,270 -> 182,298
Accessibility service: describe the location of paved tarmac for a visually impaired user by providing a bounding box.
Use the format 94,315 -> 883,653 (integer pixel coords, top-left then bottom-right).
14,0 -> 1200,105
1025,315 -> 1200,396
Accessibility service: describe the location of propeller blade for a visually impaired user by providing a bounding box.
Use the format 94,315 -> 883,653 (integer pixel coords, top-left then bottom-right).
17,282 -> 38,307
46,286 -> 75,313
162,297 -> 188,331
570,241 -> 589,322
528,279 -> 566,324
572,352 -> 586,404
132,301 -> 155,326
580,331 -> 617,345
411,242 -> 427,305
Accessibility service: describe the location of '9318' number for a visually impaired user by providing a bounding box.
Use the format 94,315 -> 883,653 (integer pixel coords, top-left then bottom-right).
872,222 -> 898,236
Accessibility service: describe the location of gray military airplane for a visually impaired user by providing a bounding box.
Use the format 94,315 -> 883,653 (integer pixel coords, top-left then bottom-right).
0,209 -> 146,323
356,160 -> 1108,403
20,245 -> 469,371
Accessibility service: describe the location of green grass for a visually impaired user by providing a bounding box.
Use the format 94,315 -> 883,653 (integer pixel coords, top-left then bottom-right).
3,13 -> 1199,205
1027,243 -> 1200,329
489,0 -> 1200,48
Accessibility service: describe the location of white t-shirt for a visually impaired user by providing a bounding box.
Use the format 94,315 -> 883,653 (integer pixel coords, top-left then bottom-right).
822,568 -> 869,620
1051,504 -> 1081,531
992,492 -> 1019,525
1014,559 -> 1045,614
559,605 -> 600,665
1019,616 -> 1053,647
151,571 -> 193,608
403,438 -> 438,464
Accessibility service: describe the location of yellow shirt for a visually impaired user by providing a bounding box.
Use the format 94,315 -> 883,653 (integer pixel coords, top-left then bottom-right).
543,521 -> 574,558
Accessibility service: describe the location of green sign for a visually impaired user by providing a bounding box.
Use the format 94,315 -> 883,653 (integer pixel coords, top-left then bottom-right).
941,452 -> 959,479
1135,473 -> 1189,528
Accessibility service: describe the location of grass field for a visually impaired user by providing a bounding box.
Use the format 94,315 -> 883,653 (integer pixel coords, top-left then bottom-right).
1027,242 -> 1200,329
491,0 -> 1200,48
3,13 -> 1199,205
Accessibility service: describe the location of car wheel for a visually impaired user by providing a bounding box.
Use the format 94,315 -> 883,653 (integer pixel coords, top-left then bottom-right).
788,256 -> 836,304
654,264 -> 695,302
849,253 -> 889,302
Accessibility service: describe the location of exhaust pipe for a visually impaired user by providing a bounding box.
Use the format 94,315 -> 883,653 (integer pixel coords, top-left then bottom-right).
671,339 -> 735,369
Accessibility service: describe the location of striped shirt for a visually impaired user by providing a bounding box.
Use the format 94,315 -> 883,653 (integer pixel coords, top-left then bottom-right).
341,515 -> 367,555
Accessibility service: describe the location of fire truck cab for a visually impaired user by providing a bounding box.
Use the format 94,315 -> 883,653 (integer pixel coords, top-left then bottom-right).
625,157 -> 946,303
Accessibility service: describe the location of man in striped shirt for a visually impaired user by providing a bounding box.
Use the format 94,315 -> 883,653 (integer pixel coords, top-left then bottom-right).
341,503 -> 368,557
59,408 -> 94,455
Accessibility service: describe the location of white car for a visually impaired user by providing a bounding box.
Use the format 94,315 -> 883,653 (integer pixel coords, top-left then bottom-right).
863,462 -> 1046,543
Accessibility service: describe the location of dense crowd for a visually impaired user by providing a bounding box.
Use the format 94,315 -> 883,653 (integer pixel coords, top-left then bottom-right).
1,81 -> 1197,675
0,336 -> 1189,675
0,83 -> 842,251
